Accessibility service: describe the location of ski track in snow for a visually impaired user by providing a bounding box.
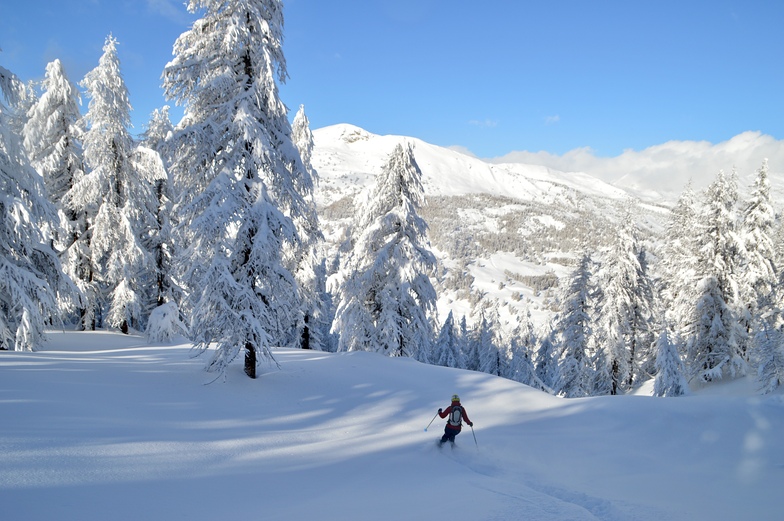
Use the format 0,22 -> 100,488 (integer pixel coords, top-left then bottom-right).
2,332 -> 783,521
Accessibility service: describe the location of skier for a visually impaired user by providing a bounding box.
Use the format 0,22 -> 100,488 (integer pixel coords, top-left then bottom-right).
437,394 -> 472,446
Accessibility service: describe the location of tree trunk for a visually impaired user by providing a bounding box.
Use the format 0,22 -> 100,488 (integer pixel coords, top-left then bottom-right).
611,359 -> 619,395
244,342 -> 257,379
301,314 -> 311,350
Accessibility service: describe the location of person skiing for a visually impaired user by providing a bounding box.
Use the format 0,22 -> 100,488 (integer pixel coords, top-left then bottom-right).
437,394 -> 472,446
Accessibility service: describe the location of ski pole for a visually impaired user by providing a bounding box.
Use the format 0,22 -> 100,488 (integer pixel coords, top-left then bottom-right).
470,424 -> 478,448
424,411 -> 439,432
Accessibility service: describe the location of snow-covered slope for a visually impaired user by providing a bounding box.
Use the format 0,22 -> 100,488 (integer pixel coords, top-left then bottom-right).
2,332 -> 782,521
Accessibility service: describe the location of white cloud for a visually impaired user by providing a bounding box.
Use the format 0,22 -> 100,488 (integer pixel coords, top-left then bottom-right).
544,115 -> 560,125
490,131 -> 784,200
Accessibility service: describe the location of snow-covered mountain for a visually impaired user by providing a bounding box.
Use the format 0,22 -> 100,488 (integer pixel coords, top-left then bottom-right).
313,123 -> 642,207
312,124 -> 669,328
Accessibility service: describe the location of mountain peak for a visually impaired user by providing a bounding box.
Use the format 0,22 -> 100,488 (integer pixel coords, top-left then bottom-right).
314,123 -> 378,145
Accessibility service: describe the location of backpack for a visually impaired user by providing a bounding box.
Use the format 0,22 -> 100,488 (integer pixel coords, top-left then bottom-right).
448,405 -> 462,427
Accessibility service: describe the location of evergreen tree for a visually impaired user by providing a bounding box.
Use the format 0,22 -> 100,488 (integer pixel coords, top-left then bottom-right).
141,109 -> 177,300
633,246 -> 658,380
134,147 -> 172,303
590,342 -> 614,396
291,105 -> 315,181
434,310 -> 463,368
755,318 -> 784,394
67,35 -> 157,334
163,0 -> 305,378
140,106 -> 174,165
332,143 -> 438,359
685,170 -> 747,382
653,324 -> 689,397
23,59 -> 85,209
739,159 -> 778,367
288,105 -> 326,350
740,160 -> 777,309
554,253 -> 594,398
595,214 -> 656,394
462,321 -> 481,372
661,182 -> 699,345
506,308 -> 546,389
508,334 -> 549,392
457,315 -> 471,370
534,326 -> 560,392
139,109 -> 182,342
22,59 -> 90,326
9,79 -> 37,138
0,64 -> 76,350
477,315 -> 501,376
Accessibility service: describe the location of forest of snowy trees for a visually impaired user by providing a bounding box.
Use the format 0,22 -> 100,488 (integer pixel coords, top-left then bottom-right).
2,0 -> 783,397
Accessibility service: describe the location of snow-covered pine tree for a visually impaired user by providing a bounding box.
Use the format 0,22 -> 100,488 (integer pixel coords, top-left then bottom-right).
332,143 -> 438,359
554,253 -> 595,398
653,323 -> 689,397
457,314 -> 471,370
534,326 -> 560,393
0,64 -> 76,350
595,211 -> 656,394
476,315 -> 501,376
661,182 -> 699,343
505,307 -> 543,387
434,310 -> 464,368
685,170 -> 747,383
739,159 -> 778,363
140,106 -> 174,165
137,107 -> 183,342
133,147 -> 171,305
22,59 -> 90,326
288,105 -> 327,351
595,225 -> 632,394
23,59 -> 85,210
291,105 -> 315,181
67,35 -> 158,334
462,322 -> 481,371
163,0 -> 308,377
755,317 -> 784,393
634,246 -> 658,380
508,333 -> 550,392
740,160 -> 777,305
590,341 -> 614,396
8,78 -> 36,138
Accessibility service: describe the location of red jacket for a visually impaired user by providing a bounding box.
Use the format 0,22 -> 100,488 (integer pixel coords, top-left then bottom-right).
438,402 -> 471,431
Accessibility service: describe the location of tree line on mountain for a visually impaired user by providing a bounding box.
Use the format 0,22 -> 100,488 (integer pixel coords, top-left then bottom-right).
1,0 -> 782,395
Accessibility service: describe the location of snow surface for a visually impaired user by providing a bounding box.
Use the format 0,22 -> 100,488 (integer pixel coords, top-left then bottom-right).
2,332 -> 783,520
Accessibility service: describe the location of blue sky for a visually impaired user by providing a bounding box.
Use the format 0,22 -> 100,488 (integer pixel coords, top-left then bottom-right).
1,0 -> 782,160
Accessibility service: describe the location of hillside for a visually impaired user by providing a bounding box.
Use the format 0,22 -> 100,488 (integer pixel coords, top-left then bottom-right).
312,124 -> 669,328
2,332 -> 782,520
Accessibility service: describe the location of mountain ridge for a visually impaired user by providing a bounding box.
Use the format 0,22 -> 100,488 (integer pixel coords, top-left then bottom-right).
311,123 -> 646,206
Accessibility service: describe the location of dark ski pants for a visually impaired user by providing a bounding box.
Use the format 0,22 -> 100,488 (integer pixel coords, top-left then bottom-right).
440,426 -> 461,445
